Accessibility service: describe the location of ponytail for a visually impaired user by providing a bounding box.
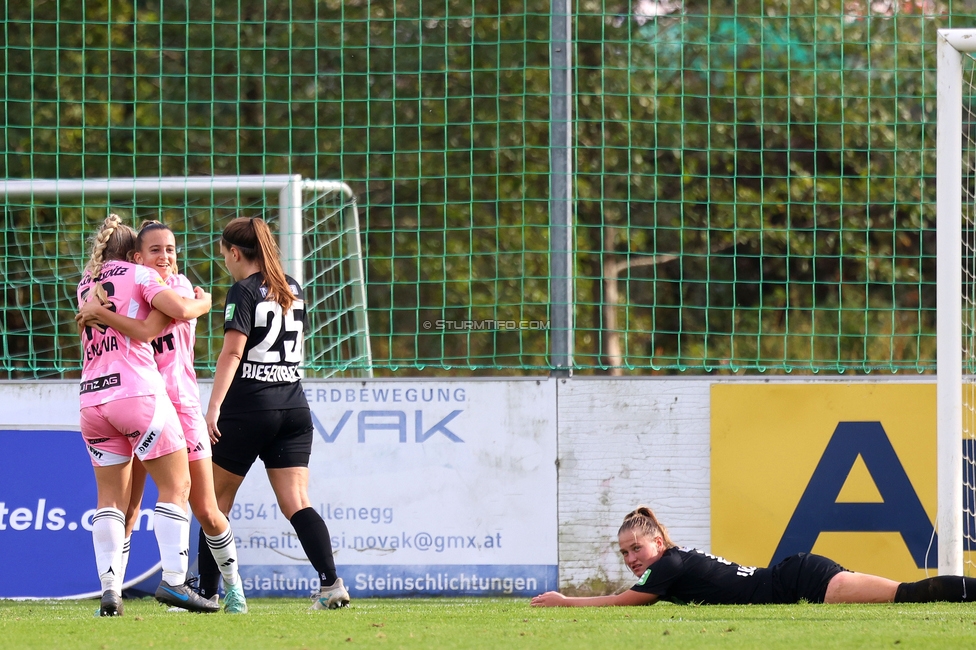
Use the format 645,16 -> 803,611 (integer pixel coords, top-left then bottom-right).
221,217 -> 294,312
136,219 -> 172,245
85,213 -> 137,280
618,506 -> 676,549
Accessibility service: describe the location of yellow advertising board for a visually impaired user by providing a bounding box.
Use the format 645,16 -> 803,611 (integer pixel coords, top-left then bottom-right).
711,382 -> 938,581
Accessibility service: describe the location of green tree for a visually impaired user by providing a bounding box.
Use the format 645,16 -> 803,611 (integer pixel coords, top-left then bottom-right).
0,0 -> 962,378
573,0 -> 940,373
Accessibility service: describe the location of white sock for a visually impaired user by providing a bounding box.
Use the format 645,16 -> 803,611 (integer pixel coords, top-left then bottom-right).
91,507 -> 126,595
153,502 -> 190,586
119,536 -> 131,584
205,525 -> 241,587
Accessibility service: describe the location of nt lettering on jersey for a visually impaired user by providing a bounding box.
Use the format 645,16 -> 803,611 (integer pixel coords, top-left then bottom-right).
152,332 -> 175,354
241,362 -> 300,383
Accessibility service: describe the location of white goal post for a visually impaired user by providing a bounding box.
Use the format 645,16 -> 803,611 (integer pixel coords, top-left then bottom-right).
0,174 -> 372,378
937,29 -> 976,576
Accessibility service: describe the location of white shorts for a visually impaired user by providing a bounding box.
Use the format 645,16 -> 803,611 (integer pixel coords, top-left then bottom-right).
80,393 -> 185,466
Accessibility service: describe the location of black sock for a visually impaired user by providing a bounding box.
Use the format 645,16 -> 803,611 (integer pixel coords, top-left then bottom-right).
895,576 -> 976,602
290,507 -> 338,585
197,527 -> 221,599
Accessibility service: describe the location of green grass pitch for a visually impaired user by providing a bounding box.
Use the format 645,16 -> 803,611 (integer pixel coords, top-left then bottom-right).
2,597 -> 976,649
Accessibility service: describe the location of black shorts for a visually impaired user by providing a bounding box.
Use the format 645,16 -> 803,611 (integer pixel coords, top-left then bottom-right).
770,553 -> 848,604
212,408 -> 314,477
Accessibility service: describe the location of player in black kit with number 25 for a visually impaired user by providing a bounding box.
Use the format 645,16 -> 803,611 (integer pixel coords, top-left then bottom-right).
201,216 -> 350,610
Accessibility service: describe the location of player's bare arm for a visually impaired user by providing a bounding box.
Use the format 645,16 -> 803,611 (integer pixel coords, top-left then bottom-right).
76,302 -> 172,343
151,286 -> 212,321
531,590 -> 658,607
205,328 -> 247,443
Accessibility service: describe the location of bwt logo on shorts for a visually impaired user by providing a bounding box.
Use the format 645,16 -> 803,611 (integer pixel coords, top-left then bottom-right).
80,373 -> 121,394
137,429 -> 157,454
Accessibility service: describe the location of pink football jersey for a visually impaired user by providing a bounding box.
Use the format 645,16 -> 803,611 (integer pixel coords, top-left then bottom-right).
77,259 -> 170,408
151,273 -> 203,410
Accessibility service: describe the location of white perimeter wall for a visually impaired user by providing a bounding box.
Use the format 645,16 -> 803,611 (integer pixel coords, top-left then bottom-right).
555,377 -> 710,591
1,377 -> 712,592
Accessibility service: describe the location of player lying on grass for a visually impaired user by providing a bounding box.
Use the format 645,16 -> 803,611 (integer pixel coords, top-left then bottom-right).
531,506 -> 976,607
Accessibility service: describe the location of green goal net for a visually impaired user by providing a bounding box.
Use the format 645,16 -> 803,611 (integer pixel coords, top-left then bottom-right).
0,1 -> 964,376
0,177 -> 371,379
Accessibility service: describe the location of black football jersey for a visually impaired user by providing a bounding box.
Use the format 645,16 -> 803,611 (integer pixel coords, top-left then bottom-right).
629,547 -> 775,605
221,271 -> 309,413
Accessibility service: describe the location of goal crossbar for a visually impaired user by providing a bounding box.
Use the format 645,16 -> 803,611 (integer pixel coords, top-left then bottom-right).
0,174 -> 357,285
0,174 -> 372,378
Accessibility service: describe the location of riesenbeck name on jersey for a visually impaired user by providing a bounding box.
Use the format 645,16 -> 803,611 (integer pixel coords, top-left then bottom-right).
240,362 -> 301,383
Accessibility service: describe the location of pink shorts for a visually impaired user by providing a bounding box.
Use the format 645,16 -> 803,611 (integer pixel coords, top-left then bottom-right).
80,393 -> 186,467
178,404 -> 212,462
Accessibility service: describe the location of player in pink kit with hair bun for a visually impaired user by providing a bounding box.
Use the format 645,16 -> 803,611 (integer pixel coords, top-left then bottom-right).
79,220 -> 248,614
76,214 -> 220,616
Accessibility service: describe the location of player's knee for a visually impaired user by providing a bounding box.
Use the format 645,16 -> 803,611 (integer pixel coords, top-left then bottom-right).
823,571 -> 852,603
278,502 -> 301,520
155,482 -> 190,507
272,486 -> 310,520
177,477 -> 192,501
194,507 -> 227,533
276,496 -> 310,521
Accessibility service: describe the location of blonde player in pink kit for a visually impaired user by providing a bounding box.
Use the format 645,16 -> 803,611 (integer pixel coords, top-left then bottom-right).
78,221 -> 247,614
76,214 -> 219,616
